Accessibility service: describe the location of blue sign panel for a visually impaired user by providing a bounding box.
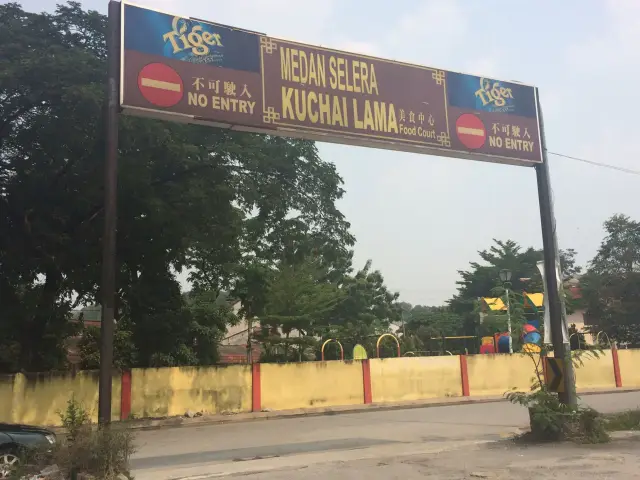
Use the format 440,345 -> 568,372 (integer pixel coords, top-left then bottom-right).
123,4 -> 260,73
447,72 -> 537,118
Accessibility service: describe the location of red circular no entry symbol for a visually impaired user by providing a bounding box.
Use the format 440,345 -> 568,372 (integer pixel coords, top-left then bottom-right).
137,63 -> 184,108
455,113 -> 486,150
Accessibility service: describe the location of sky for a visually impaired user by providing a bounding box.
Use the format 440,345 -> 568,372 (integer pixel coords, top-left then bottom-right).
24,0 -> 640,305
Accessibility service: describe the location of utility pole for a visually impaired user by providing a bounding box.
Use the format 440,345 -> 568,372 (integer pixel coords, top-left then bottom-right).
247,316 -> 253,364
98,0 -> 121,425
505,286 -> 513,354
499,269 -> 513,354
534,89 -> 577,405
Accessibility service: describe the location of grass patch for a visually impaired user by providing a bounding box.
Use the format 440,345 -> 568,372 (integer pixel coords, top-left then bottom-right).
604,409 -> 640,432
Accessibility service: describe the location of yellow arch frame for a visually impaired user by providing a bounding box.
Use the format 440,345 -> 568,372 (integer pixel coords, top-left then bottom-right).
321,338 -> 344,361
595,331 -> 613,349
376,333 -> 401,358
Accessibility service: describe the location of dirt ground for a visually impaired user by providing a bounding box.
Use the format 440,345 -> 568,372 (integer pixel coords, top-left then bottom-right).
246,435 -> 640,479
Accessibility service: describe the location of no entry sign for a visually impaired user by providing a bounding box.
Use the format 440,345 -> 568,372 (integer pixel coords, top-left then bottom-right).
455,113 -> 486,150
121,2 -> 543,166
137,63 -> 184,107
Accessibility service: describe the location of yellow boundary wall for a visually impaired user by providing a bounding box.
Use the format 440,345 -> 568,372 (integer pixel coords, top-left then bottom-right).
1,349 -> 638,427
261,360 -> 363,411
369,356 -> 461,402
617,349 -> 640,388
574,350 -> 616,390
467,354 -> 537,396
130,365 -> 252,418
0,371 -> 121,426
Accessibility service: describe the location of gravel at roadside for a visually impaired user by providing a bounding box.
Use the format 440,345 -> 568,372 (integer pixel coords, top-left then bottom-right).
243,433 -> 640,479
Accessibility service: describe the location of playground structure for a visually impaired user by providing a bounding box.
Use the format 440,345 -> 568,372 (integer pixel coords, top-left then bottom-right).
480,292 -> 544,354
376,333 -> 401,358
320,339 -> 344,361
320,334 -> 402,360
319,327 -> 614,361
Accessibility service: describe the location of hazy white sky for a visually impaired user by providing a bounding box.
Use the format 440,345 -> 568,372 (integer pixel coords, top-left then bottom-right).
26,0 -> 640,305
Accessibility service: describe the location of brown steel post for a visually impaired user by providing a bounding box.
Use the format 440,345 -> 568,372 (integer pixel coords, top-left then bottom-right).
98,0 -> 121,425
534,89 -> 577,405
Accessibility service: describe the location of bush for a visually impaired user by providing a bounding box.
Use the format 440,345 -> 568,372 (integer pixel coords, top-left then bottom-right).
505,348 -> 609,444
10,397 -> 136,480
507,387 -> 609,443
604,409 -> 640,431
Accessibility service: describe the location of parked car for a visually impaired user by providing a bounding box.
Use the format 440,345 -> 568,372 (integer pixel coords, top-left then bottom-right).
0,424 -> 56,478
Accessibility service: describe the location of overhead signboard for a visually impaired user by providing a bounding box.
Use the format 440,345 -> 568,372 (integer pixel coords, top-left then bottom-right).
120,2 -> 543,166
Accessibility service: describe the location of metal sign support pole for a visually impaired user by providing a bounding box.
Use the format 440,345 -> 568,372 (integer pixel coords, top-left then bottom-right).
534,90 -> 577,405
98,0 -> 121,425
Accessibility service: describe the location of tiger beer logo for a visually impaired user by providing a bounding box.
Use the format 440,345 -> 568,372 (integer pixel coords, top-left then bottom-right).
162,16 -> 223,57
474,78 -> 515,113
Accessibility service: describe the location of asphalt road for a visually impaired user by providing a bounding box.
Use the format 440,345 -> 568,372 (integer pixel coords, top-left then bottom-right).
131,391 -> 640,479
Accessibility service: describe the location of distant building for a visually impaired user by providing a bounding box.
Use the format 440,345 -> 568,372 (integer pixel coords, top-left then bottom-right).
71,305 -> 101,327
218,301 -> 262,363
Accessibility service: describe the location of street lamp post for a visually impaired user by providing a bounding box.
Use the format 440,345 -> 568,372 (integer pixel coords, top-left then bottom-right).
500,269 -> 513,354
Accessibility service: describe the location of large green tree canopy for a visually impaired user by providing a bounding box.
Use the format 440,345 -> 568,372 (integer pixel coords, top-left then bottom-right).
0,2 -> 354,372
581,214 -> 640,346
448,239 -> 581,337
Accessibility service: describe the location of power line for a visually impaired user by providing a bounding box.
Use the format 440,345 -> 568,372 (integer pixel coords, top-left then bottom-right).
549,151 -> 640,176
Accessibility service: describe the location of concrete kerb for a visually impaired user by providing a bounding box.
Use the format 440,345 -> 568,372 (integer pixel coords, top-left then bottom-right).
49,386 -> 639,434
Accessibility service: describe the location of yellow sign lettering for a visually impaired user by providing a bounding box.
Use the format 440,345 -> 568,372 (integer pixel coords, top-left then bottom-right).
329,55 -> 378,95
188,92 -> 208,107
282,86 -> 295,119
489,135 -> 503,148
210,95 -> 255,114
475,77 -> 513,108
353,99 -> 397,133
163,17 -> 223,56
307,91 -> 319,123
505,137 -> 534,152
280,48 -> 326,87
281,87 -> 347,126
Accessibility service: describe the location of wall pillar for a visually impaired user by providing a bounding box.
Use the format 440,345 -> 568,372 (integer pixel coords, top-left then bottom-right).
252,363 -> 262,412
612,346 -> 622,388
459,355 -> 470,396
120,370 -> 132,420
362,359 -> 372,404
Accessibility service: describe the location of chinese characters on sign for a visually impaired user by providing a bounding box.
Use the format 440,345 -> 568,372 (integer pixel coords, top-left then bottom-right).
189,76 -> 256,115
120,2 -> 542,166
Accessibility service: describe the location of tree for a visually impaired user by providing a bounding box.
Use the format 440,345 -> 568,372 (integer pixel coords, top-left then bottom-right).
0,2 -> 353,372
185,289 -> 239,366
322,260 -> 401,357
449,239 -> 581,339
581,214 -> 640,347
260,257 -> 341,338
402,306 -> 464,354
246,256 -> 402,361
79,322 -> 137,370
78,287 -> 238,368
405,306 -> 463,338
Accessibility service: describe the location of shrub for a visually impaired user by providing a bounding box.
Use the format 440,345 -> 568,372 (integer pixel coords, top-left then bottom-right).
604,409 -> 640,431
505,348 -> 609,444
9,397 -> 136,480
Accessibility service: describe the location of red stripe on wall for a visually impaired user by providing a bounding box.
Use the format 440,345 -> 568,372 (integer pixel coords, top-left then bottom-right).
459,355 -> 470,397
612,346 -> 622,388
362,359 -> 372,404
120,370 -> 132,421
252,363 -> 262,412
